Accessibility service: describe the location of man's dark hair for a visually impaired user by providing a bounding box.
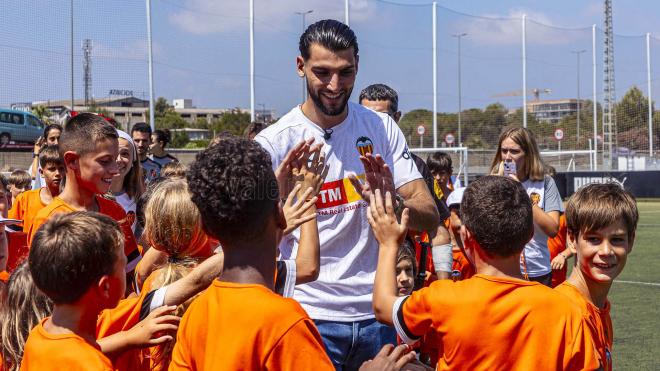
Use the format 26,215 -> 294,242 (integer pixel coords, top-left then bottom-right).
427,152 -> 453,174
131,122 -> 152,136
359,84 -> 399,114
187,134 -> 279,243
61,113 -> 118,158
153,129 -> 171,147
39,144 -> 63,168
461,176 -> 533,258
29,211 -> 123,304
43,123 -> 63,139
299,19 -> 358,60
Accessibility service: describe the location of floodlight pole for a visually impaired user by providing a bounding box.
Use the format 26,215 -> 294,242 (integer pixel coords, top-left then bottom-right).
250,0 -> 255,122
295,10 -> 314,105
592,24 -> 598,170
572,49 -> 586,147
345,0 -> 350,26
432,2 -> 438,148
522,14 -> 527,128
647,33 -> 653,157
146,0 -> 156,131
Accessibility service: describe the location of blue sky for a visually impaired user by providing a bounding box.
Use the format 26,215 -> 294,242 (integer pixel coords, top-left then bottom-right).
2,0 -> 659,117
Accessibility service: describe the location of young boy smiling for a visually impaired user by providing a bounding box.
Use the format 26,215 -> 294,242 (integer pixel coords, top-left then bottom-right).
28,113 -> 140,276
556,183 -> 638,371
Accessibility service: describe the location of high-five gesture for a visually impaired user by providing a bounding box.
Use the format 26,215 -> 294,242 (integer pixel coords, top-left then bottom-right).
275,138 -> 316,197
349,153 -> 397,206
367,189 -> 409,249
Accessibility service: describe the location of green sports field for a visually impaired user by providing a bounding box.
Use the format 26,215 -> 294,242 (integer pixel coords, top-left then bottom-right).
584,201 -> 660,370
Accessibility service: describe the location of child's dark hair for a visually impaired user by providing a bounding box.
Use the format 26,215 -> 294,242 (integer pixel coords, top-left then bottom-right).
243,122 -> 265,139
566,183 -> 638,241
153,129 -> 171,147
427,152 -> 453,174
161,162 -> 186,179
187,134 -> 278,243
461,176 -> 533,258
28,212 -> 124,304
397,239 -> 418,278
299,19 -> 358,60
359,84 -> 399,115
38,144 -> 63,168
8,170 -> 31,191
131,122 -> 152,136
60,113 -> 118,158
42,123 -> 63,139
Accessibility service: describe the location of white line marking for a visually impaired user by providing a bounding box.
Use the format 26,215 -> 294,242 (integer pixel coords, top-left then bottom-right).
614,280 -> 660,287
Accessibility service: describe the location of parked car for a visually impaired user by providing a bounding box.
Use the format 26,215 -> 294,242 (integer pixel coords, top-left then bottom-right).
0,109 -> 44,145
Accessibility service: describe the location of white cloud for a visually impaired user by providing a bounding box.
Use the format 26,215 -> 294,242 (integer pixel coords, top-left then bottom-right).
458,9 -> 583,46
91,39 -> 163,61
168,0 -> 374,35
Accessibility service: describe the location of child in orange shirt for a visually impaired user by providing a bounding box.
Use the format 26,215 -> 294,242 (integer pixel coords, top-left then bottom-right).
7,170 -> 31,208
28,113 -> 141,278
170,135 -> 334,370
21,212 -> 128,370
549,215 -> 573,287
8,145 -> 64,234
556,183 -> 638,371
369,174 -> 600,370
0,175 -> 9,272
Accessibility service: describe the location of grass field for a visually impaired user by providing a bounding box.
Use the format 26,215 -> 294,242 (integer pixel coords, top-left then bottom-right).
579,201 -> 660,370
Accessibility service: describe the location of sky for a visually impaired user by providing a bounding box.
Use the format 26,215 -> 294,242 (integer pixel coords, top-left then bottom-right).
2,0 -> 660,118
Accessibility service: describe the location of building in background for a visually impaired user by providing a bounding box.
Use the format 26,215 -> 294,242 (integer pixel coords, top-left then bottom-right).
527,99 -> 583,124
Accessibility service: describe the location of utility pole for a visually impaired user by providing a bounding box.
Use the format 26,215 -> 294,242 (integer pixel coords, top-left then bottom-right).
452,33 -> 467,145
572,49 -> 586,148
295,10 -> 313,105
70,0 -> 74,111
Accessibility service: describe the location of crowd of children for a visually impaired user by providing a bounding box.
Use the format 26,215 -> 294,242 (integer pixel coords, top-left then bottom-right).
0,20 -> 641,371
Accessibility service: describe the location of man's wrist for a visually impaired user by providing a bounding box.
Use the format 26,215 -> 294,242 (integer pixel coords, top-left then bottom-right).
394,194 -> 405,216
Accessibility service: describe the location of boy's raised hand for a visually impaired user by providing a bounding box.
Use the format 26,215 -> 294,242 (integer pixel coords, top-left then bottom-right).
282,183 -> 318,235
367,189 -> 409,248
275,138 -> 315,197
125,305 -> 180,348
292,142 -> 328,198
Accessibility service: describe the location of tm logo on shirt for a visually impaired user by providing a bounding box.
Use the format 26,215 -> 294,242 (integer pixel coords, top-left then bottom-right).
315,176 -> 366,212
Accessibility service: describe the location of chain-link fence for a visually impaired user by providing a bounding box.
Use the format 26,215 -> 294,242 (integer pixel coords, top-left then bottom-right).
1,0 -> 658,172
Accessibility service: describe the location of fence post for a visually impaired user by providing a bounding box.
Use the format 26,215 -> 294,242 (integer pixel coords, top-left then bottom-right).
592,24 -> 598,170
522,14 -> 527,128
146,0 -> 155,132
647,33 -> 653,157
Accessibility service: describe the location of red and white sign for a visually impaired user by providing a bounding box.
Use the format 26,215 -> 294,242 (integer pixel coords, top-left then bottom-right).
417,125 -> 426,136
445,133 -> 455,145
554,128 -> 564,141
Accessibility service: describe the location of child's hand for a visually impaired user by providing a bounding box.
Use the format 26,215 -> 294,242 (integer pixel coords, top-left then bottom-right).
367,189 -> 409,248
359,344 -> 416,371
126,305 -> 180,348
292,143 -> 328,198
282,183 -> 318,235
550,254 -> 566,270
275,138 -> 315,197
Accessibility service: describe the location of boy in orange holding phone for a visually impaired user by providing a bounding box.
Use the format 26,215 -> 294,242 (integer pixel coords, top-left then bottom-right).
556,183 -> 638,370
28,113 -> 141,275
369,174 -> 600,370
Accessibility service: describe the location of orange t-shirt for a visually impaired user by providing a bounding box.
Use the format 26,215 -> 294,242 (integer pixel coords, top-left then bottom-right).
396,274 -> 600,371
556,281 -> 613,371
170,280 -> 333,370
28,195 -> 140,271
21,317 -> 113,371
7,189 -> 45,233
548,215 -> 568,287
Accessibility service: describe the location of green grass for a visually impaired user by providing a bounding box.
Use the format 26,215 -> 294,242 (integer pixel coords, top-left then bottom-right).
593,201 -> 660,370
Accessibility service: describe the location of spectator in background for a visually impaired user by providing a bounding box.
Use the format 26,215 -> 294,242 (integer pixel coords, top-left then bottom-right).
131,123 -> 161,183
150,129 -> 178,168
243,122 -> 266,140
0,174 -> 8,271
489,127 -> 562,286
359,83 -> 453,281
161,162 -> 187,179
426,152 -> 461,202
7,170 -> 32,207
29,124 -> 62,190
110,130 -> 144,236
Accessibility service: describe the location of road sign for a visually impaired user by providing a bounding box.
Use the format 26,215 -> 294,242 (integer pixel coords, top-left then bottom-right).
554,128 -> 564,141
417,125 -> 426,136
445,133 -> 455,145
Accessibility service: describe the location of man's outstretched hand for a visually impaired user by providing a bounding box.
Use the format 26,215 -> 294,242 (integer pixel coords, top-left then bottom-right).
349,153 -> 397,206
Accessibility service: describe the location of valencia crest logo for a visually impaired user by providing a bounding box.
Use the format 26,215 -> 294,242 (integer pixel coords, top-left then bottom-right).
355,136 -> 374,156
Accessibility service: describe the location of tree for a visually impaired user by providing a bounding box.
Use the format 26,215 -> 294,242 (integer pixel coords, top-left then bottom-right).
210,109 -> 251,136
614,86 -> 653,150
155,111 -> 187,130
192,117 -> 209,130
155,97 -> 171,117
170,130 -> 190,148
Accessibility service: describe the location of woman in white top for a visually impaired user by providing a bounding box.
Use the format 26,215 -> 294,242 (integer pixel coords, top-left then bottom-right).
490,127 -> 562,286
111,130 -> 145,236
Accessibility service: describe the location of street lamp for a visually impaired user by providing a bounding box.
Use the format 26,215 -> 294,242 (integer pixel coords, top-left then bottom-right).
295,10 -> 314,104
452,33 -> 467,146
572,49 -> 586,147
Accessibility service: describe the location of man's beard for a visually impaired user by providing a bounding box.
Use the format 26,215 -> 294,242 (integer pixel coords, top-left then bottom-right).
307,79 -> 352,117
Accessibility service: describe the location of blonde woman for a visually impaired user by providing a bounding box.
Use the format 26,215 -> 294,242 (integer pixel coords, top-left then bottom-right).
489,127 -> 562,286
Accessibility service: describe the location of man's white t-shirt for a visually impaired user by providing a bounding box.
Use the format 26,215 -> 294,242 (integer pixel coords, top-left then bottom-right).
255,102 -> 421,321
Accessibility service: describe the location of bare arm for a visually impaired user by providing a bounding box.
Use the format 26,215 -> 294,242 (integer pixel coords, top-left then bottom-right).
293,200 -> 320,284
163,251 -> 224,306
396,179 -> 440,232
135,247 -> 168,291
367,190 -> 410,326
533,207 -> 560,237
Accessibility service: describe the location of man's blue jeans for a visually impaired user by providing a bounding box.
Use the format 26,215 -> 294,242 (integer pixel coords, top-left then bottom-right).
314,318 -> 397,371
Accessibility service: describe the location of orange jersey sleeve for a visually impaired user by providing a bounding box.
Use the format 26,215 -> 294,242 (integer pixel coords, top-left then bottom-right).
27,197 -> 74,245
21,318 -> 113,371
395,275 -> 600,370
170,281 -> 333,371
8,189 -> 45,233
556,282 -> 613,371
